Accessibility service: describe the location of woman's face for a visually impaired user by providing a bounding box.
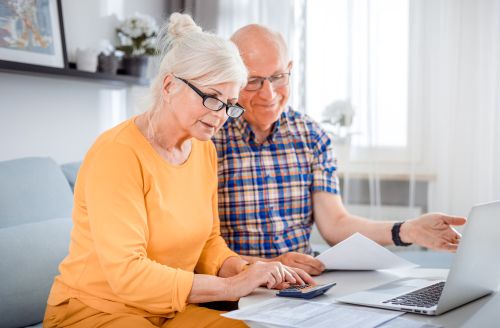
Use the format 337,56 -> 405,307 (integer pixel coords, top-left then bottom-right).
167,77 -> 241,141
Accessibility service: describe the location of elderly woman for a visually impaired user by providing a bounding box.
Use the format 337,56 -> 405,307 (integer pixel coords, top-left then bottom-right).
43,13 -> 313,328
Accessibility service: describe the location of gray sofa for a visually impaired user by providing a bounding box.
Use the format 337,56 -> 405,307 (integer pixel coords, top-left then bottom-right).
0,157 -> 80,328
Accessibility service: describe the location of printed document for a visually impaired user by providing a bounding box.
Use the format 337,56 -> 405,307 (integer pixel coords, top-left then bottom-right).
222,298 -> 402,328
315,233 -> 418,270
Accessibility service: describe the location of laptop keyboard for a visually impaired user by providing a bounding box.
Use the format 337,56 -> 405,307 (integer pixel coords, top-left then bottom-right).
382,281 -> 445,308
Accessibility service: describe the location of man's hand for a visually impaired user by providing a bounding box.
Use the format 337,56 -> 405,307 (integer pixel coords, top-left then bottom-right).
275,252 -> 325,275
400,213 -> 467,252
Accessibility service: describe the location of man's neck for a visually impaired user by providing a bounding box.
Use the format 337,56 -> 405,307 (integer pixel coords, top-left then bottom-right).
249,123 -> 273,144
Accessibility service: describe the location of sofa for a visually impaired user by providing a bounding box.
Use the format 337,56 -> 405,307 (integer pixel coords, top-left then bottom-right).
0,157 -> 80,328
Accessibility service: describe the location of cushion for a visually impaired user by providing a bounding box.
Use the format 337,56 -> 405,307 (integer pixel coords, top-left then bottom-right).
0,218 -> 72,328
61,161 -> 82,192
0,157 -> 73,228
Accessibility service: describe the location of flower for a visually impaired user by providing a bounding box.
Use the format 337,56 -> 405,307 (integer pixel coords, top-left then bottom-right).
116,13 -> 158,56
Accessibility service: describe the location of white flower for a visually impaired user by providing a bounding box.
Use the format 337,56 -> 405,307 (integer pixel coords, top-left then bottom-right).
116,12 -> 158,56
117,32 -> 132,46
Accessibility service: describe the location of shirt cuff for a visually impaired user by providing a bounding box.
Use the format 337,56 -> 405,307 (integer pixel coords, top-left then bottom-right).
172,269 -> 195,313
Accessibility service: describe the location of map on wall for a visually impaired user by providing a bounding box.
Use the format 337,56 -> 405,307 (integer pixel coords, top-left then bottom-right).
0,0 -> 65,67
0,0 -> 55,54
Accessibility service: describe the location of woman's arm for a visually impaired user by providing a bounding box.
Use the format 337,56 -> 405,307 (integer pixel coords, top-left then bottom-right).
188,261 -> 316,303
217,256 -> 248,278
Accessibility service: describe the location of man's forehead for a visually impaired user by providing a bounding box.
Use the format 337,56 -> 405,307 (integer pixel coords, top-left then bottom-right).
241,49 -> 288,76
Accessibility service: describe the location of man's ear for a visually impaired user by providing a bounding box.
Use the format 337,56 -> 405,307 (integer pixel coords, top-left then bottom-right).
287,60 -> 294,71
162,74 -> 175,102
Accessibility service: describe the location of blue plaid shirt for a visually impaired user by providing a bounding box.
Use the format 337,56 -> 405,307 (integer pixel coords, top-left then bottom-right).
213,107 -> 340,258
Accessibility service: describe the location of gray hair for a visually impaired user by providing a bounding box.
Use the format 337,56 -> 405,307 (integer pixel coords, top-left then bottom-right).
145,13 -> 248,112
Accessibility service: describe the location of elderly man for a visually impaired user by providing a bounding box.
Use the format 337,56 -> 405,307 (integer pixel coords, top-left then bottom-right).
212,24 -> 466,275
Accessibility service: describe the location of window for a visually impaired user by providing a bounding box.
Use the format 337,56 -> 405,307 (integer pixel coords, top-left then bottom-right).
306,0 -> 410,153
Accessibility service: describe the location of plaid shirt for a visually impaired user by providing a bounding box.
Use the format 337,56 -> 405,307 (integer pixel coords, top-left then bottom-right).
213,107 -> 340,258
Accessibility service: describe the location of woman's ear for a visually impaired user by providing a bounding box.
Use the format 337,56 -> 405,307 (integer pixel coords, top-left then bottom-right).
162,74 -> 175,103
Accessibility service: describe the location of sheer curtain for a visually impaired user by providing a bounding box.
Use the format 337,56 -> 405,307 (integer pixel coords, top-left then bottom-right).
307,0 -> 420,223
412,0 -> 500,216
188,0 -> 500,219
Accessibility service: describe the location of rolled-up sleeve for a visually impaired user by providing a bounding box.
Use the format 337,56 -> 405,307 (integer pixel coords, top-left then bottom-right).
311,127 -> 340,195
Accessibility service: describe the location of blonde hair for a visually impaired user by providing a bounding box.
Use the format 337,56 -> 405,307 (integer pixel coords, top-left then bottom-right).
145,13 -> 248,112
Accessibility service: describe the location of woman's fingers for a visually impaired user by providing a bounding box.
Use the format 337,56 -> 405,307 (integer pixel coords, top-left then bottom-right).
285,267 -> 303,285
292,267 -> 316,285
266,272 -> 277,289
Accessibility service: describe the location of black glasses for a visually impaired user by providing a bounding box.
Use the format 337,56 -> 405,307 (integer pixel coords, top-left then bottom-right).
244,72 -> 291,91
176,77 -> 245,118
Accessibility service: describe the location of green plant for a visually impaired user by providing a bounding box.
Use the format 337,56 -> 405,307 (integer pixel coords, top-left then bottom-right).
116,13 -> 158,56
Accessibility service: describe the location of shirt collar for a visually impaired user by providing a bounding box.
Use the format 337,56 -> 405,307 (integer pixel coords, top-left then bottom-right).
234,107 -> 289,144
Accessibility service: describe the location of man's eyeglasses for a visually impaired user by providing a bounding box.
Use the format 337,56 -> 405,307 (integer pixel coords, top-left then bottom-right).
176,77 -> 245,118
244,72 -> 291,91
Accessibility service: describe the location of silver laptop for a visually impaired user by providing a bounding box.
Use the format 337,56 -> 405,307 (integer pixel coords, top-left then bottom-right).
337,201 -> 500,315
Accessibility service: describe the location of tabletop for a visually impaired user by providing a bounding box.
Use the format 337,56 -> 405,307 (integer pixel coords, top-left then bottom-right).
238,267 -> 500,327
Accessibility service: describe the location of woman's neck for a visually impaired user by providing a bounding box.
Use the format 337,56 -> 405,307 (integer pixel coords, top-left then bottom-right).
136,110 -> 192,165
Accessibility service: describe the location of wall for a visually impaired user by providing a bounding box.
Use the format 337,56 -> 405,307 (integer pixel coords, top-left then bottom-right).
0,0 -> 168,164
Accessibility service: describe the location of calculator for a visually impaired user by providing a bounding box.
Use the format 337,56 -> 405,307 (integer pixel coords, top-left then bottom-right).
276,282 -> 336,299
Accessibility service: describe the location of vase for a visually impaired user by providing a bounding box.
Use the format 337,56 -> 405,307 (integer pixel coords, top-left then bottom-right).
122,56 -> 149,78
97,53 -> 120,74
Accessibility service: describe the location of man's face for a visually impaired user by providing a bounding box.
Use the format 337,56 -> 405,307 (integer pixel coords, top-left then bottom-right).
238,49 -> 292,130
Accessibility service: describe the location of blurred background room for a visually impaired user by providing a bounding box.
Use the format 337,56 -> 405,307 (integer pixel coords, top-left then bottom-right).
1,0 -> 499,249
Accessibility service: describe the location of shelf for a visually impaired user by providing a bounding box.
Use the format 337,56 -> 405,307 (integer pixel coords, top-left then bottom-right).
0,60 -> 149,87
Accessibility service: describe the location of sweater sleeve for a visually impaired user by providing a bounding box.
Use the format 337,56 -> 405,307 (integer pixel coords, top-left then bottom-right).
85,142 -> 194,313
194,142 -> 239,275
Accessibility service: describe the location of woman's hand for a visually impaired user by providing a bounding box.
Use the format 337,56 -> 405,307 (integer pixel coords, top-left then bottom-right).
225,261 -> 315,300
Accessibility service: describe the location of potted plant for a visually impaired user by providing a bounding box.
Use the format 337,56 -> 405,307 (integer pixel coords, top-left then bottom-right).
116,13 -> 158,78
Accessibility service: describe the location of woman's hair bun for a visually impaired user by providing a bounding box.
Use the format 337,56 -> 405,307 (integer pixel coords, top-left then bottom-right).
167,12 -> 202,39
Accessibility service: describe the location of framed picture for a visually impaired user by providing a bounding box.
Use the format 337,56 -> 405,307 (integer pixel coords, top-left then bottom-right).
0,0 -> 67,68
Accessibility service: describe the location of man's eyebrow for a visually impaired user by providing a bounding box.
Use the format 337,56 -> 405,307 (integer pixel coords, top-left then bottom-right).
248,71 -> 287,79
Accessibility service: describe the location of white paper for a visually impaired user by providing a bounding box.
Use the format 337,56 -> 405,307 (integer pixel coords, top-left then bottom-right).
222,298 -> 402,328
316,233 -> 418,270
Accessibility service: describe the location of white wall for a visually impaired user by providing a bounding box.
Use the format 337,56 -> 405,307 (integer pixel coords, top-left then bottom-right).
0,0 -> 167,164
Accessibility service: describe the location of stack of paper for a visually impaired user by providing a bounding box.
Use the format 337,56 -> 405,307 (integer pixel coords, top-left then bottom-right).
222,298 -> 402,328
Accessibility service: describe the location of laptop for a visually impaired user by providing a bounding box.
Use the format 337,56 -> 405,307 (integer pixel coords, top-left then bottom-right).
337,201 -> 500,315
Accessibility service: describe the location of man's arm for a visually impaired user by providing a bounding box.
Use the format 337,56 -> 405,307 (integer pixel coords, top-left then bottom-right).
312,191 -> 467,251
312,192 -> 394,245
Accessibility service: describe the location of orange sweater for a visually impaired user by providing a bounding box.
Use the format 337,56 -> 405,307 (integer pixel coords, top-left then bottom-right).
47,118 -> 238,318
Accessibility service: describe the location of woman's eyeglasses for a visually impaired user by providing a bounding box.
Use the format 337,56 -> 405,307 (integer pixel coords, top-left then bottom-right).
176,77 -> 245,118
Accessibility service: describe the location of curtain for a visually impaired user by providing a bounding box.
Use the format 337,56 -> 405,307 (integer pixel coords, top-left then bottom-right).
186,0 -> 500,218
411,0 -> 500,215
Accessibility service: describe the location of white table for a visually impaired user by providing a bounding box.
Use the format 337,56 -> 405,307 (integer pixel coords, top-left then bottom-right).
239,268 -> 500,327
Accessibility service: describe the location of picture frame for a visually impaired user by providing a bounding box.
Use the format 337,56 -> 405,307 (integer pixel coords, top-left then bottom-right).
0,0 -> 67,68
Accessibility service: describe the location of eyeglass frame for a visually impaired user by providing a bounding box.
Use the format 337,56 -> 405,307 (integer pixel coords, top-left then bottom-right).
175,77 -> 245,118
244,72 -> 291,91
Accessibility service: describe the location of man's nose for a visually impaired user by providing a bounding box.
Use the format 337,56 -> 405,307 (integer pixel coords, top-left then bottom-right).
258,79 -> 276,99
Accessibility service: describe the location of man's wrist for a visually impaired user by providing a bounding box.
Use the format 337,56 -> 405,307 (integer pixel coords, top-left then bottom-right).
392,221 -> 413,246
